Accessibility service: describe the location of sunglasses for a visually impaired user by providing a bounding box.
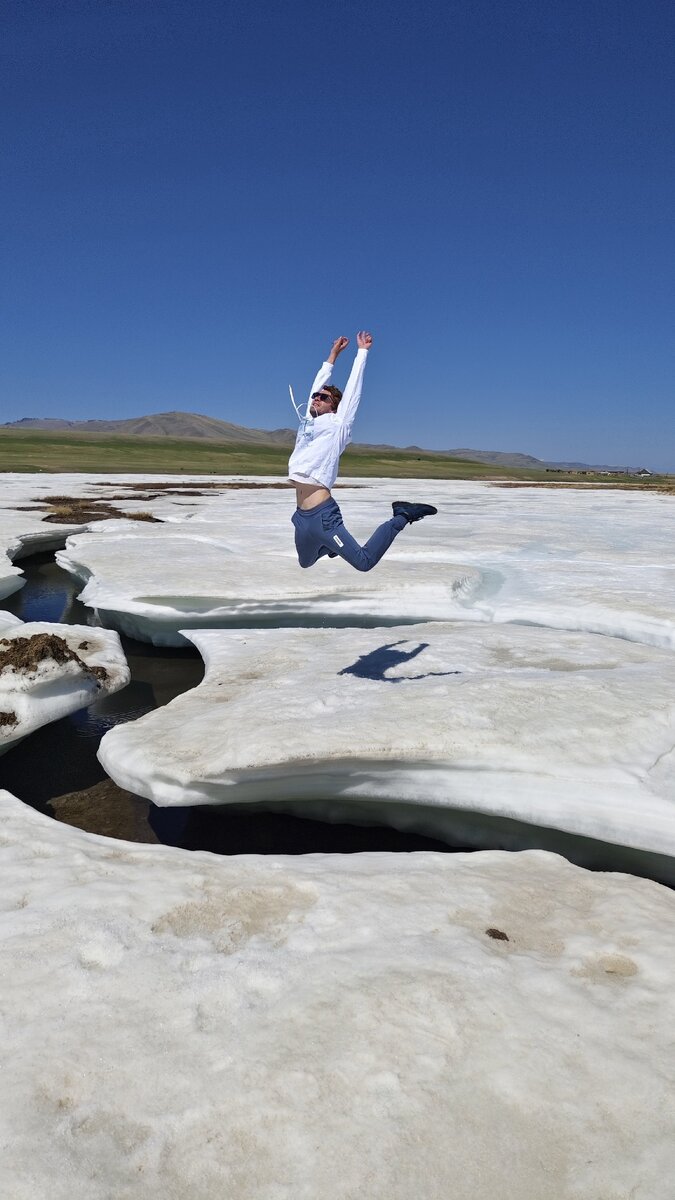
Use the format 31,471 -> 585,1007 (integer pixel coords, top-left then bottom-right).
311,392 -> 333,403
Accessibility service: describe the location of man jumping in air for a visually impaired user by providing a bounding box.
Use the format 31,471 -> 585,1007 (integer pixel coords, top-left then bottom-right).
288,331 -> 437,571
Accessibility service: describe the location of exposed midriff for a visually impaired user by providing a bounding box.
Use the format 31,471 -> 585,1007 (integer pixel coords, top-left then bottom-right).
293,481 -> 331,510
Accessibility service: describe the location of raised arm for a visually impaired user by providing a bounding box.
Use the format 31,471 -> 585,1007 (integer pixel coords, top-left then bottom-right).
335,330 -> 372,432
327,335 -> 349,365
305,337 -> 349,415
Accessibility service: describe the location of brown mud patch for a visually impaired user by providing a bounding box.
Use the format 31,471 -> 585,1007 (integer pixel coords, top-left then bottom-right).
490,481 -> 675,494
103,490 -> 207,499
0,633 -> 108,685
96,480 -> 293,491
50,778 -> 159,843
33,495 -> 162,523
0,710 -> 18,727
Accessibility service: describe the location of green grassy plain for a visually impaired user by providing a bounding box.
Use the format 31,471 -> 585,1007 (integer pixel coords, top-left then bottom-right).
0,427 -> 672,489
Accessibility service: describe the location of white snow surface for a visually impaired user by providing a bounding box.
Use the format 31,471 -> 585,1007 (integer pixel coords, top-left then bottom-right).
0,504 -> 72,600
1,787 -> 675,1200
57,532 -> 478,642
52,479 -> 675,647
0,611 -> 21,634
0,472 -> 236,600
98,623 -> 675,864
4,473 -> 674,866
2,475 -> 675,1193
0,622 -> 129,753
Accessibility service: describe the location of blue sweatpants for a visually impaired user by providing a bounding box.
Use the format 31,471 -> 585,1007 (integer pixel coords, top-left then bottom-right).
292,497 -> 407,572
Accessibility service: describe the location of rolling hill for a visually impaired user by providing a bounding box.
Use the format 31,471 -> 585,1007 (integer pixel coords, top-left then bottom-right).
2,412 -> 642,473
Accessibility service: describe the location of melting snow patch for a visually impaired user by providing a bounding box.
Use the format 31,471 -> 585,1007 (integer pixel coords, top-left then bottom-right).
57,534 -> 481,643
49,478 -> 675,646
1,788 -> 675,1198
97,623 -> 675,867
0,622 -> 129,754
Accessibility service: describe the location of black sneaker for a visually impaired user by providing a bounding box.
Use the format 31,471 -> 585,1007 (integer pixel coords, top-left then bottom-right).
392,501 -> 438,524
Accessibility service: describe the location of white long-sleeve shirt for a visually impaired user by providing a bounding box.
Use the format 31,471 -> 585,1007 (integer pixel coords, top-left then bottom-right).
288,347 -> 369,490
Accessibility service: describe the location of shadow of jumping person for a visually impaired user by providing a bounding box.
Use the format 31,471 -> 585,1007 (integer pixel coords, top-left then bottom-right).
338,640 -> 461,684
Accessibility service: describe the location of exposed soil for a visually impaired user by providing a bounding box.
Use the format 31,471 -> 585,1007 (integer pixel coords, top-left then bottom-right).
35,496 -> 162,523
50,779 -> 159,843
41,494 -> 103,504
0,633 -> 108,684
104,491 -> 208,499
0,710 -> 18,727
490,481 -> 674,494
96,480 -> 293,491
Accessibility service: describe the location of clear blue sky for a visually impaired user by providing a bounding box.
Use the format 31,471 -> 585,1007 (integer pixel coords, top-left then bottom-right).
2,0 -> 673,468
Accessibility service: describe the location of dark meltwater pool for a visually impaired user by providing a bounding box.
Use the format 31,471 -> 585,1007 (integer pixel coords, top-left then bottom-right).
1,550 -> 460,854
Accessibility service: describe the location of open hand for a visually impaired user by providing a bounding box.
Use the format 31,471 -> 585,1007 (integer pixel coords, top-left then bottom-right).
356,330 -> 373,349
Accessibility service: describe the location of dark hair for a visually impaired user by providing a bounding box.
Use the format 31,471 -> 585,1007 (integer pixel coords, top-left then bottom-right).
323,385 -> 342,412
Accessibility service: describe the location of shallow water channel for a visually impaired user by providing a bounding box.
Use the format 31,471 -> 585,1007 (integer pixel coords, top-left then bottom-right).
1,550 -> 458,854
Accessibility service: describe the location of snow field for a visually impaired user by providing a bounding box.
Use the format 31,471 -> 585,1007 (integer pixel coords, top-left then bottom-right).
1,473 -> 675,1196
1,789 -> 674,1200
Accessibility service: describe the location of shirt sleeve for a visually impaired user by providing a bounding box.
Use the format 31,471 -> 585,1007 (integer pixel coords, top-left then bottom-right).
305,361 -> 334,416
335,348 -> 368,435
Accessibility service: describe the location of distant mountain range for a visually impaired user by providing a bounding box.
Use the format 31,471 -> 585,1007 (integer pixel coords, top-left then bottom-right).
3,411 -> 294,445
2,411 -> 645,473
